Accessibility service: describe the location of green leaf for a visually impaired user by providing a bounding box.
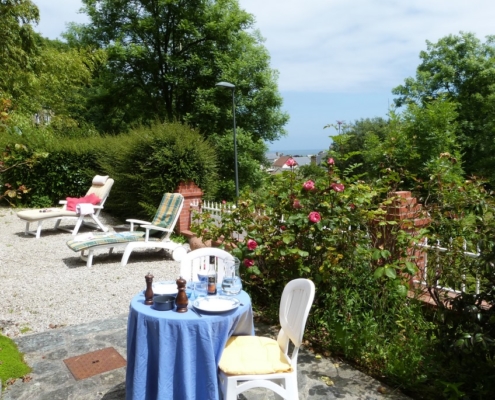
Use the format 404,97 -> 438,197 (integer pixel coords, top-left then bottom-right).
396,284 -> 408,297
384,268 -> 397,279
374,267 -> 385,279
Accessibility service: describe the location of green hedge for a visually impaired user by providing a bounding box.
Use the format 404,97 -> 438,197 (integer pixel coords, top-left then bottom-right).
99,122 -> 218,220
1,122 -> 218,219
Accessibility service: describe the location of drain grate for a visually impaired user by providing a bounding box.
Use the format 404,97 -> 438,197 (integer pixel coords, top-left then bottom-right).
63,347 -> 126,380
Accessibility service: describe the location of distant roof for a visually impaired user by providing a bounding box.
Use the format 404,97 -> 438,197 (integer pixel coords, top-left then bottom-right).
273,156 -> 292,168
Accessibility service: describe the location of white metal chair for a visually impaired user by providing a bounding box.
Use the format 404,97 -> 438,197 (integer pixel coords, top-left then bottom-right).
218,278 -> 315,400
179,247 -> 235,285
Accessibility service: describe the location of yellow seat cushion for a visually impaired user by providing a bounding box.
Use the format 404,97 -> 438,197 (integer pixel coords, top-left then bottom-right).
219,336 -> 292,375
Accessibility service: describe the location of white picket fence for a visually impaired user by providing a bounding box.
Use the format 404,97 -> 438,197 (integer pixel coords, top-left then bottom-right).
414,238 -> 481,295
192,201 -> 482,295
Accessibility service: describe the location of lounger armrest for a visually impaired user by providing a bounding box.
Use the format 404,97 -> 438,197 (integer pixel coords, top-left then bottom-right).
126,218 -> 152,231
141,224 -> 173,241
59,200 -> 68,210
141,225 -> 172,233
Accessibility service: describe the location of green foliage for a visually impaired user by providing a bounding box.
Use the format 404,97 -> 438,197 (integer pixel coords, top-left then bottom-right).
418,162 -> 495,398
329,99 -> 463,191
0,333 -> 31,390
100,122 -> 219,220
393,32 -> 495,183
0,128 -> 103,206
70,0 -> 288,141
192,162 -> 434,390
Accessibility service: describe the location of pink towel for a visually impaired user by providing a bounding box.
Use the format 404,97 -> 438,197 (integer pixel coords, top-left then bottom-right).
66,193 -> 101,211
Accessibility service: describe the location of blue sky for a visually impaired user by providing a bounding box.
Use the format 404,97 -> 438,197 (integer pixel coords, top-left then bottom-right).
33,0 -> 495,151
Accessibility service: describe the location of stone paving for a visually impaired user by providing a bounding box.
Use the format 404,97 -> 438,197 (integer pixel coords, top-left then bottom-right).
1,314 -> 411,400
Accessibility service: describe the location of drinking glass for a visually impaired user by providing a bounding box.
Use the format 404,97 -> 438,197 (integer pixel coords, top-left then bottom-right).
194,281 -> 207,298
221,257 -> 242,295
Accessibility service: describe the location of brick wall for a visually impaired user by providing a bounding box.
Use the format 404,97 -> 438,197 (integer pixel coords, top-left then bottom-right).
175,181 -> 203,236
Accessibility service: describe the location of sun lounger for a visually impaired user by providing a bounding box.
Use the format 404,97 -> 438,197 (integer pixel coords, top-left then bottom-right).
16,176 -> 114,239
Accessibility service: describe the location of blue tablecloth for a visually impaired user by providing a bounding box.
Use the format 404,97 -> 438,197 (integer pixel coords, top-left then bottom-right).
126,291 -> 254,400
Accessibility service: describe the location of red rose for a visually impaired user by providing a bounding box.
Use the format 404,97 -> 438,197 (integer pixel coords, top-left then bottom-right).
286,158 -> 297,167
280,225 -> 286,231
308,211 -> 321,223
331,183 -> 345,192
302,180 -> 315,191
247,239 -> 258,251
244,259 -> 254,268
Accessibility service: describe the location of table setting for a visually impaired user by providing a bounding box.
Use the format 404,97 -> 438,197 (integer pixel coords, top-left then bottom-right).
125,256 -> 254,400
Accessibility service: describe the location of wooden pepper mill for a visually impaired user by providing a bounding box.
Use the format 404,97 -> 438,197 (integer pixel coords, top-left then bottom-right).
175,276 -> 188,313
145,272 -> 154,305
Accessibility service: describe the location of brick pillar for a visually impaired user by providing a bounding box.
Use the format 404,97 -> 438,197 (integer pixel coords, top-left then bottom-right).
175,181 -> 203,236
385,191 -> 430,285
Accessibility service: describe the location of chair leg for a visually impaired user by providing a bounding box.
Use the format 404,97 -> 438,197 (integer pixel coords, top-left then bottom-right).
72,216 -> 84,236
121,242 -> 139,266
35,221 -> 44,239
23,221 -> 31,236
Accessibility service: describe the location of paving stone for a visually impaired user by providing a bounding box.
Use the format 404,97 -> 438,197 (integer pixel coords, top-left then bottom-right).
1,315 -> 412,400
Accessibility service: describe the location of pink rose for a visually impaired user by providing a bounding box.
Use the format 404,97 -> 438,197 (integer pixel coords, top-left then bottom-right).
308,211 -> 321,223
302,180 -> 315,191
286,158 -> 297,167
293,199 -> 302,209
327,157 -> 335,166
247,239 -> 258,251
222,200 -> 226,204
244,259 -> 254,268
331,183 -> 345,192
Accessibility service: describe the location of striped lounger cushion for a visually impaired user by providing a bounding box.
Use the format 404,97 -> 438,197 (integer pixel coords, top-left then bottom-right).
66,231 -> 160,252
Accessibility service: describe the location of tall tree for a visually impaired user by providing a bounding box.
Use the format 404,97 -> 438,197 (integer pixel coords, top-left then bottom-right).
0,0 -> 39,104
392,32 -> 495,182
68,0 -> 288,142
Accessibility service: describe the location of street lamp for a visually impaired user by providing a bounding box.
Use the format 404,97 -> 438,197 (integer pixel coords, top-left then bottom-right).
215,81 -> 239,199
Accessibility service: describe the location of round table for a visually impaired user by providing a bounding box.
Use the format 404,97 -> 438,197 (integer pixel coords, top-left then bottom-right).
125,290 -> 254,400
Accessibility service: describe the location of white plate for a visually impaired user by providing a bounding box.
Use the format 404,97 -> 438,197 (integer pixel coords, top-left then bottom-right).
152,281 -> 178,296
193,296 -> 240,313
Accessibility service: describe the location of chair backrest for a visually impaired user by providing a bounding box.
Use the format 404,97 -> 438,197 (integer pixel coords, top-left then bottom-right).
86,177 -> 115,207
180,247 -> 235,284
150,193 -> 184,230
277,279 -> 315,355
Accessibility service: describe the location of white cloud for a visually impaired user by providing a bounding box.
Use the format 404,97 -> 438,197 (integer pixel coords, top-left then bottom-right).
240,0 -> 495,92
33,0 -> 495,92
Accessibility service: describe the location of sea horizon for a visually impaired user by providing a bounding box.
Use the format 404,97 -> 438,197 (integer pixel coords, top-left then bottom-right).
267,148 -> 329,156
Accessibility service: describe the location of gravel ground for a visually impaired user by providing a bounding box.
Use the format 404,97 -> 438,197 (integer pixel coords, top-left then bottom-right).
0,206 -> 184,337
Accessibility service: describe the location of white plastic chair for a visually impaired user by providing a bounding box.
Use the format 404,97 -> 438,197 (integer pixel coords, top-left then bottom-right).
218,278 -> 315,400
17,176 -> 114,238
179,247 -> 235,286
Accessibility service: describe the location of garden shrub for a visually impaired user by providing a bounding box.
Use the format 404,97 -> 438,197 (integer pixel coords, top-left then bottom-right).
1,122 -> 219,218
99,122 -> 219,220
192,159 -> 435,391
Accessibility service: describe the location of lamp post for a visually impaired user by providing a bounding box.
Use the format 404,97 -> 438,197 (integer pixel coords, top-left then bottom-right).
215,81 -> 239,200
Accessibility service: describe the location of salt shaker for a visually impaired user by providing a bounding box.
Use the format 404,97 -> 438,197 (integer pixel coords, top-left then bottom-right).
145,272 -> 154,305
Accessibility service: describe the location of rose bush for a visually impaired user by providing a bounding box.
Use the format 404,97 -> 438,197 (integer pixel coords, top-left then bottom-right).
191,163 -> 433,394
